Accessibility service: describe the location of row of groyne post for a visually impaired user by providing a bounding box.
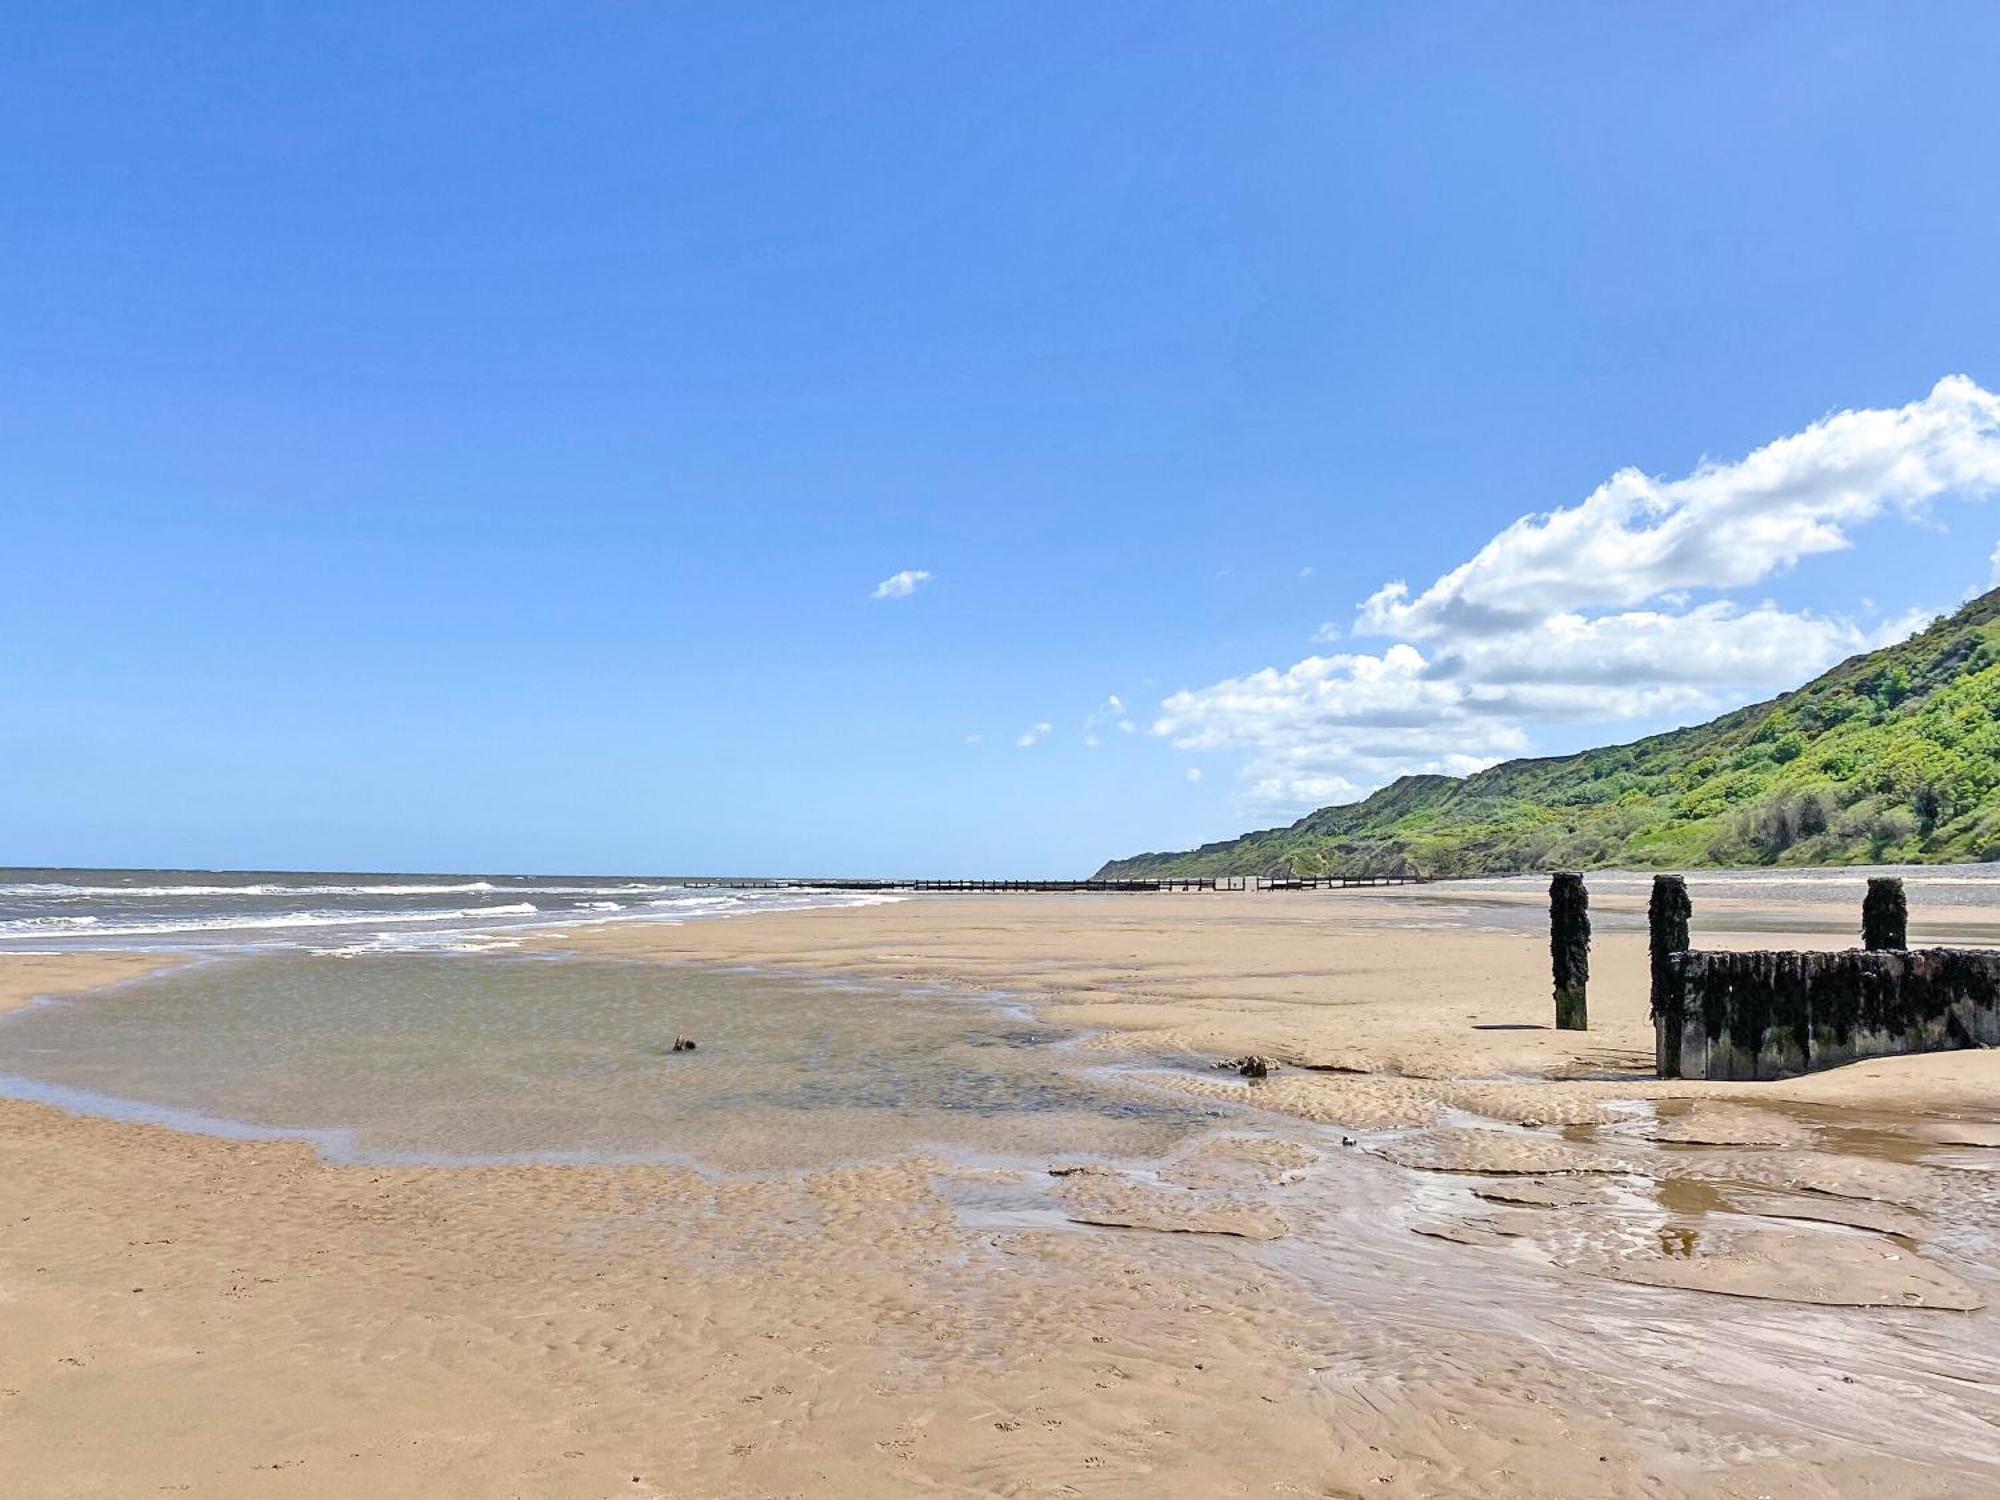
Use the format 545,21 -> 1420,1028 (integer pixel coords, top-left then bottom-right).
679,874 -> 1433,894
1545,870 -> 2000,1081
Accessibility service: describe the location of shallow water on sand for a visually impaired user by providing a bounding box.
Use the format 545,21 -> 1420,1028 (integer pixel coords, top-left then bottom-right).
0,954 -> 1216,1169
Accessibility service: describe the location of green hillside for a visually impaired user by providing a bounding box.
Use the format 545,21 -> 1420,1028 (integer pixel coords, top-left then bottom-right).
1096,588 -> 2000,879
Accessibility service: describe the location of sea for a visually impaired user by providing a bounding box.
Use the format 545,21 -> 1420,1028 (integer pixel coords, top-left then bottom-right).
0,867 -> 1211,1169
0,866 -> 899,955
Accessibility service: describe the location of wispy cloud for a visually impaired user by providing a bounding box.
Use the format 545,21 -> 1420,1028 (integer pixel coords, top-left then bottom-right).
1156,377 -> 2000,819
1184,767 -> 1203,784
1082,693 -> 1133,746
1016,721 -> 1053,748
871,568 -> 932,600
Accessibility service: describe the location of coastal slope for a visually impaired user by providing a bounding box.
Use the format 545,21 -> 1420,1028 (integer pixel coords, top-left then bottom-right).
1098,587 -> 2000,879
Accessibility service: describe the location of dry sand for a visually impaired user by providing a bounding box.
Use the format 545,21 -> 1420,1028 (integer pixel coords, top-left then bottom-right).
3,891 -> 1998,1497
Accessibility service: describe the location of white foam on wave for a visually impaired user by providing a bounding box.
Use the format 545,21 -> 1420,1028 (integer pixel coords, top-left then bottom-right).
0,881 -> 506,898
0,880 -> 685,899
307,932 -> 531,957
0,881 -> 907,954
0,902 -> 541,940
645,894 -> 741,912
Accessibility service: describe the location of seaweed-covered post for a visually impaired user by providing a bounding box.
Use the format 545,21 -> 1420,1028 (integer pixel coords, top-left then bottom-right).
1550,872 -> 1590,1031
1648,875 -> 1692,1075
1863,877 -> 1908,951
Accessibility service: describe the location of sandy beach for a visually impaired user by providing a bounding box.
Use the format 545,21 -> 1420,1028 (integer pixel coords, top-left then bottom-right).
18,7 -> 2000,1494
4,891 -> 1998,1497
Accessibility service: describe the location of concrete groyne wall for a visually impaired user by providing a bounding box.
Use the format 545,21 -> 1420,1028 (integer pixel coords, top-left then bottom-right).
1654,945 -> 2000,1081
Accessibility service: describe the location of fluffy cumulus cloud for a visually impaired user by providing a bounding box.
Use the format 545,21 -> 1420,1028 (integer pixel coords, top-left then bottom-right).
1360,376 -> 2000,639
1158,378 -> 2000,820
1016,721 -> 1053,748
871,568 -> 931,600
1154,646 -> 1530,816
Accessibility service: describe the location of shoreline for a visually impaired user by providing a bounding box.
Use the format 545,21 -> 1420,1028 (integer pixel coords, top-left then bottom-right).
0,948 -> 194,1017
2,893 -> 1997,1496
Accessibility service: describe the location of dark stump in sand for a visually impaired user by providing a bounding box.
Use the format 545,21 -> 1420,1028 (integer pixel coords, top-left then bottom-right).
1863,877 -> 1908,952
670,1036 -> 698,1053
1550,873 -> 1590,1031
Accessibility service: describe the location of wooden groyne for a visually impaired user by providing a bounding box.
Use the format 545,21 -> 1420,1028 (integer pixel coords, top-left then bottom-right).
1657,947 -> 2000,1081
680,874 -> 1432,894
1645,873 -> 2000,1081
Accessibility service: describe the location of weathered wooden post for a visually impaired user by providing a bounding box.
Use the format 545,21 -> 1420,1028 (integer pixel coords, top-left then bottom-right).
1648,874 -> 1692,1076
1550,872 -> 1590,1031
1863,877 -> 1908,951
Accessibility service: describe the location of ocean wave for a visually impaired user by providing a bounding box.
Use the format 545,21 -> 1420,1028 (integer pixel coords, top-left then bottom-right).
0,884 -> 907,951
0,880 -> 686,899
306,933 -> 530,957
0,903 -> 541,940
0,881 -> 507,898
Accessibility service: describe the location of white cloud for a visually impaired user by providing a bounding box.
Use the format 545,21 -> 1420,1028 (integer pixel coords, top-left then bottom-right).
963,733 -> 983,745
1016,721 -> 1052,748
1082,694 -> 1132,745
1297,565 -> 1315,579
1155,378 -> 1999,820
871,569 -> 932,600
1154,645 -> 1532,817
1991,537 -> 2000,586
1361,376 -> 2000,640
1184,767 -> 1203,784
1423,602 -> 1891,700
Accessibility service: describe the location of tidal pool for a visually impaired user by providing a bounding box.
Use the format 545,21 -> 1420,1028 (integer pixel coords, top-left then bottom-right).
0,953 -> 1214,1170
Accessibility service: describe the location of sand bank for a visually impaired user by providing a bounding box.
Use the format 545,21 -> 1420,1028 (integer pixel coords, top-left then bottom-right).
2,892 -> 1996,1497
0,949 -> 186,1016
559,888 -> 2000,1116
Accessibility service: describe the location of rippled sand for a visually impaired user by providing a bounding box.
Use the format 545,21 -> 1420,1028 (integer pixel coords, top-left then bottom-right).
3,890 -> 1998,1497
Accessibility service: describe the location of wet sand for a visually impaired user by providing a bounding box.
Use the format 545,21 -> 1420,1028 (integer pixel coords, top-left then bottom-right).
3,892 -> 1998,1496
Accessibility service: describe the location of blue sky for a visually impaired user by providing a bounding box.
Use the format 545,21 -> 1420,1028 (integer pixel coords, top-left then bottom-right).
6,3 -> 2000,876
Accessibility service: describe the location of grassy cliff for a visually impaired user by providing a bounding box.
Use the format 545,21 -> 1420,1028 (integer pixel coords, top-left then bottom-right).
1096,588 -> 2000,879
